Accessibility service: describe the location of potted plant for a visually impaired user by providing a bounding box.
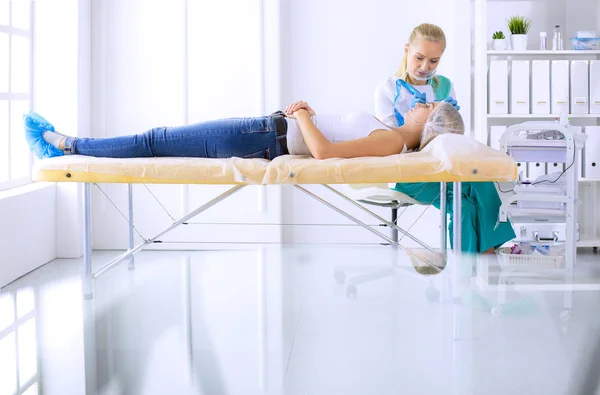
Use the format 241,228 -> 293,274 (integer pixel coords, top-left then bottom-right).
492,31 -> 507,50
507,15 -> 532,51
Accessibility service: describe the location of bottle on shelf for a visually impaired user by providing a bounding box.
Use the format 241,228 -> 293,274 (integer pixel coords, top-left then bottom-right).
540,32 -> 547,50
552,25 -> 563,50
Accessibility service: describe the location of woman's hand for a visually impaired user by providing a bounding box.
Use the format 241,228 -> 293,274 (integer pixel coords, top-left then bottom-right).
285,101 -> 316,117
409,92 -> 427,109
285,108 -> 310,119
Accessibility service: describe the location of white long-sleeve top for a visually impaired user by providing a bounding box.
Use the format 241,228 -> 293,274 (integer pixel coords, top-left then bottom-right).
373,76 -> 456,127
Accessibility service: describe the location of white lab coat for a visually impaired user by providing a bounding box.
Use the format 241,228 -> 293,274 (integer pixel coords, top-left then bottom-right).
373,76 -> 456,127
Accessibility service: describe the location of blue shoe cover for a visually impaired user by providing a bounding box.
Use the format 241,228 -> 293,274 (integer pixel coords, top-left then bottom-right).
23,111 -> 63,159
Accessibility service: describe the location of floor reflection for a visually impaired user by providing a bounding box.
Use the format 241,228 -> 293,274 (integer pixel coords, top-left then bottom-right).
1,246 -> 599,395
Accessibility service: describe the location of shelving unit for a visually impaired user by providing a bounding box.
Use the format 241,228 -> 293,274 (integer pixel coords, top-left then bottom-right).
487,114 -> 600,119
488,50 -> 600,55
473,0 -> 600,250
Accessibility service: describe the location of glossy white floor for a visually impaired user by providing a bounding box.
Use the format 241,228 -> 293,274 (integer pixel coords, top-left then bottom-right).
1,245 -> 600,395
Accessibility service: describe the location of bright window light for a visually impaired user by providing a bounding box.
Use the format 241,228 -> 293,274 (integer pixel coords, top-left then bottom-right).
16,287 -> 34,319
0,332 -> 17,395
0,33 -> 8,92
0,100 -> 8,182
0,292 -> 14,332
18,318 -> 37,387
11,100 -> 30,179
11,0 -> 30,30
22,383 -> 38,395
0,2 -> 8,26
11,35 -> 30,94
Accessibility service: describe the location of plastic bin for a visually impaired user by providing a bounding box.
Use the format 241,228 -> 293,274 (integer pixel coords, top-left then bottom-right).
497,247 -> 565,269
571,37 -> 600,50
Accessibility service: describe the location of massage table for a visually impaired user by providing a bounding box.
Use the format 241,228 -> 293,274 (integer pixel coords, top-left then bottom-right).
33,134 -> 517,299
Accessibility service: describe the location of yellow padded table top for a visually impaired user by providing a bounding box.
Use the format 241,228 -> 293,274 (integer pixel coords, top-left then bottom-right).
33,134 -> 517,185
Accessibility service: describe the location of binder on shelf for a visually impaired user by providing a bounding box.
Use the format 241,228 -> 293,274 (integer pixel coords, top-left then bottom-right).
570,60 -> 589,115
532,60 -> 550,114
591,60 -> 600,114
510,60 -> 530,114
551,60 -> 569,114
489,60 -> 508,114
584,126 -> 600,178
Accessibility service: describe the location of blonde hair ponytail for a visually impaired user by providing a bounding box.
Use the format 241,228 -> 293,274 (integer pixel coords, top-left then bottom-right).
395,23 -> 447,87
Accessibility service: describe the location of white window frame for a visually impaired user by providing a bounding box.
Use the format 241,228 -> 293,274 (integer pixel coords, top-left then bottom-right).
0,1 -> 34,192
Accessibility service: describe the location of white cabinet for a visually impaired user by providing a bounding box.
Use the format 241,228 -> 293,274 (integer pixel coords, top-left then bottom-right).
474,0 -> 600,249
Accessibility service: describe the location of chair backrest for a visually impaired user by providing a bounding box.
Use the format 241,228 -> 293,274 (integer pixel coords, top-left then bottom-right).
337,183 -> 423,206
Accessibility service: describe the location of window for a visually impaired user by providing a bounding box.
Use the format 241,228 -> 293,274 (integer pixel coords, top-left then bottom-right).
0,288 -> 39,395
0,1 -> 32,192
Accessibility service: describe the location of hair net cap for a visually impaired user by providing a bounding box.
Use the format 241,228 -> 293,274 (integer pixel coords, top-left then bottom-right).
419,101 -> 465,151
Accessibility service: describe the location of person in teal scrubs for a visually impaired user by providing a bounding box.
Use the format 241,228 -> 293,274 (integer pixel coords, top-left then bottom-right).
374,23 -> 515,253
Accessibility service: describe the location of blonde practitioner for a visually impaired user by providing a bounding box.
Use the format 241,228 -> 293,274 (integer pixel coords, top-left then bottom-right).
374,23 -> 515,254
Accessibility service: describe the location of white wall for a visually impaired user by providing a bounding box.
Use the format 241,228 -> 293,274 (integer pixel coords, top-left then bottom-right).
91,0 -> 283,250
280,0 -> 469,245
0,184 -> 55,287
89,0 -> 473,249
487,0 -> 598,50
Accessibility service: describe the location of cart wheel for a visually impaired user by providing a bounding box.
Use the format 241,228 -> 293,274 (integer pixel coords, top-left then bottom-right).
560,309 -> 571,322
346,285 -> 358,299
425,286 -> 440,303
334,271 -> 346,284
491,305 -> 503,317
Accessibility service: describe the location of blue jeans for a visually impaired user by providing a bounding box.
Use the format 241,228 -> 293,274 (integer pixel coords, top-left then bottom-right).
68,116 -> 286,159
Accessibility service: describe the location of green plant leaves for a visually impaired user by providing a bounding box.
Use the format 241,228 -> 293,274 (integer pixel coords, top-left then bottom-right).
493,30 -> 505,39
507,16 -> 532,34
